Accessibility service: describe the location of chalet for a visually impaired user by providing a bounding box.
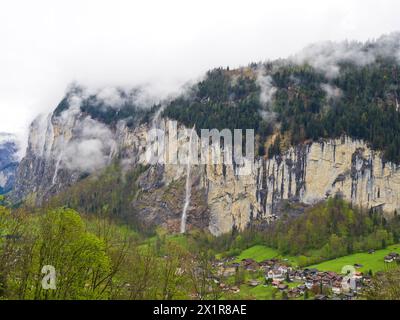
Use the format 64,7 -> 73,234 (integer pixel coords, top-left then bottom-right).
248,280 -> 260,287
362,275 -> 372,284
271,280 -> 281,288
305,280 -> 314,289
241,258 -> 259,271
278,265 -> 290,274
266,269 -> 285,281
222,267 -> 236,277
303,268 -> 319,277
384,252 -> 400,263
278,284 -> 288,291
292,271 -> 303,281
241,258 -> 256,265
384,255 -> 395,263
332,284 -> 342,295
389,252 -> 399,258
259,259 -> 278,268
219,283 -> 228,291
297,285 -> 306,294
230,286 -> 240,294
288,288 -> 301,298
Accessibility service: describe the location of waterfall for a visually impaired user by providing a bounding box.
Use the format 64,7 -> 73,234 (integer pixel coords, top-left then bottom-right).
52,153 -> 62,185
180,126 -> 195,234
44,113 -> 55,159
151,105 -> 164,128
52,134 -> 65,185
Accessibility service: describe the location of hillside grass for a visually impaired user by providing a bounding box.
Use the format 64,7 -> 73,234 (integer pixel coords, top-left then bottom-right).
234,245 -> 298,265
230,243 -> 400,274
309,244 -> 400,274
235,245 -> 280,262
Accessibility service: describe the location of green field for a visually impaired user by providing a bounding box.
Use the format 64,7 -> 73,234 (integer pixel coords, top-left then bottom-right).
309,244 -> 400,274
234,245 -> 298,265
221,272 -> 279,300
235,245 -> 280,262
232,244 -> 400,274
237,283 -> 277,300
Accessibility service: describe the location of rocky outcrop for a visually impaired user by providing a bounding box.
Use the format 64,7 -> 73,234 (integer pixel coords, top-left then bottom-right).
159,133 -> 400,235
134,164 -> 210,233
204,136 -> 400,235
257,137 -> 400,217
0,133 -> 19,194
12,106 -> 400,235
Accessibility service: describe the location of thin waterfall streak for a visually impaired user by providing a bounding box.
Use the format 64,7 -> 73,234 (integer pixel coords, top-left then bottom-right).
52,153 -> 62,185
180,126 -> 195,234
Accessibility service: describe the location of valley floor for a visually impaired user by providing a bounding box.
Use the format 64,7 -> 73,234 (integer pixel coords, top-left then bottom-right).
215,244 -> 400,300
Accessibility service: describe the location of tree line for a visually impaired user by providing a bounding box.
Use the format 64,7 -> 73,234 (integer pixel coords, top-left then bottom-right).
0,205 -> 222,300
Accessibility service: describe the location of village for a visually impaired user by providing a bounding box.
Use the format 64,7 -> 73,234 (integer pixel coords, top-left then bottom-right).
212,251 -> 400,300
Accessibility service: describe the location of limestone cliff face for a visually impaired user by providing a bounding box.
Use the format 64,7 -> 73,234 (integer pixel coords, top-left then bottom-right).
206,136 -> 400,235
13,110 -> 400,235
12,110 -> 147,204
258,137 -> 400,217
100,120 -> 400,235
179,135 -> 400,235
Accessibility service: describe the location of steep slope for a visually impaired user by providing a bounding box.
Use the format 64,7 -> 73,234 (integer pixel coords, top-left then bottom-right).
11,33 -> 400,235
0,133 -> 19,194
12,112 -> 400,235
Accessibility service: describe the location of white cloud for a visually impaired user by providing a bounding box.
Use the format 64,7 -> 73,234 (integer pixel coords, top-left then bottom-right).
256,73 -> 277,107
55,93 -> 117,173
256,67 -> 278,122
321,83 -> 343,100
0,0 -> 400,147
96,87 -> 126,110
61,116 -> 116,173
291,33 -> 400,78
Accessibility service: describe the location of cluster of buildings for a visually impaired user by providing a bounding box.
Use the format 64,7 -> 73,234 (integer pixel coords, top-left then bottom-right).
215,257 -> 373,300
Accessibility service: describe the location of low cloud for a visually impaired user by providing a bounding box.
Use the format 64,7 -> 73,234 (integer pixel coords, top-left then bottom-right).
256,67 -> 277,122
257,74 -> 277,106
291,32 -> 400,78
96,87 -> 126,109
321,83 -> 343,100
0,133 -> 17,145
67,84 -> 164,112
56,93 -> 117,173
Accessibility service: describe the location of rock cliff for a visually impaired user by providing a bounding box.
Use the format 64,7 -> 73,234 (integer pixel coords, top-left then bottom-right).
12,107 -> 400,235
0,133 -> 19,194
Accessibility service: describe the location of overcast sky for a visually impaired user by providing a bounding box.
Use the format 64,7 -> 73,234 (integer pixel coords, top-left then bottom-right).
1,0 -> 400,142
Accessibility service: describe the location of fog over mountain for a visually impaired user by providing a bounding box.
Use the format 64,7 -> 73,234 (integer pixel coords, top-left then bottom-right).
3,1 -> 400,302
1,0 -> 400,154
